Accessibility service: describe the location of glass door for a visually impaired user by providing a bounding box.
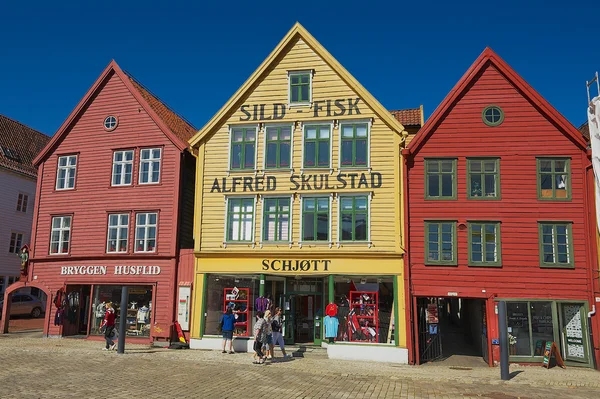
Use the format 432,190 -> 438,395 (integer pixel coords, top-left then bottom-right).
559,303 -> 589,364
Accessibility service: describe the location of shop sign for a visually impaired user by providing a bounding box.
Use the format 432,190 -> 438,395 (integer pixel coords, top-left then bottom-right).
261,259 -> 331,272
210,172 -> 382,193
427,304 -> 439,324
239,98 -> 362,121
60,265 -> 162,276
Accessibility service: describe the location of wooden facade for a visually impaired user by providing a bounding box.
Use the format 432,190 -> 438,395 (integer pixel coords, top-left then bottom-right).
1,61 -> 196,342
403,48 -> 598,367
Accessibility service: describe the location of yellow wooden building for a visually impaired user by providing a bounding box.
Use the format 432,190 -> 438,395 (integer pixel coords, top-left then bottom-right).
188,23 -> 412,362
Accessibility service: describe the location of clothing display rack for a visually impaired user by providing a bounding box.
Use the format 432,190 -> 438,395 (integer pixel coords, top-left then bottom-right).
348,291 -> 379,343
223,287 -> 250,336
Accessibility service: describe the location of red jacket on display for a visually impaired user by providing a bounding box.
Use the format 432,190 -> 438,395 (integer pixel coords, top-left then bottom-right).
326,303 -> 338,317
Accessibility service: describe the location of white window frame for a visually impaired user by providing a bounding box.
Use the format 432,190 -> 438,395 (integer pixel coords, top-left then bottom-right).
106,213 -> 130,253
259,195 -> 294,246
299,194 -> 333,248
337,193 -> 372,247
16,193 -> 29,213
111,150 -> 135,186
227,125 -> 259,175
262,123 -> 295,171
138,148 -> 162,185
50,216 -> 71,255
56,155 -> 77,190
134,212 -> 158,253
9,232 -> 24,253
301,122 -> 334,174
338,119 -> 372,172
288,70 -> 313,107
223,196 -> 257,246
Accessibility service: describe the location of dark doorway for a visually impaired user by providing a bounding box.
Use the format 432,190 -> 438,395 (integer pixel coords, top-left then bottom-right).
62,285 -> 92,336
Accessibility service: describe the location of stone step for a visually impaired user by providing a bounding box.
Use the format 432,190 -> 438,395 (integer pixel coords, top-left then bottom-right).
285,344 -> 328,358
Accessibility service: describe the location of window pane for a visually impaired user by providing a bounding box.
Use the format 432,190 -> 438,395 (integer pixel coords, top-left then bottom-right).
540,160 -> 552,172
470,161 -> 481,173
291,87 -> 299,102
303,214 -> 315,241
317,198 -> 328,211
428,175 -> 440,197
280,143 -> 290,167
304,142 -> 315,166
231,144 -> 241,169
316,214 -> 328,240
356,124 -> 367,137
341,214 -> 353,240
304,199 -> 315,211
306,127 -> 317,140
232,130 -> 243,142
354,214 -> 367,240
244,143 -> 255,168
441,174 -> 453,197
342,126 -> 354,138
318,127 -> 329,139
355,140 -> 367,166
341,141 -> 353,165
530,302 -> 554,356
280,127 -> 291,140
507,302 -> 532,356
317,141 -> 329,167
301,85 -> 309,101
484,174 -> 496,196
245,130 -> 255,142
441,160 -> 453,172
266,143 -> 277,167
427,161 -> 439,173
341,198 -> 353,210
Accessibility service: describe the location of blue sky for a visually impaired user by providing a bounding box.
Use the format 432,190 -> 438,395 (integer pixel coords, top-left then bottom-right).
1,1 -> 598,136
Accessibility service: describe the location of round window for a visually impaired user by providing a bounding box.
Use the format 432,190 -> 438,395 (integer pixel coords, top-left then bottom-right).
103,116 -> 118,131
482,106 -> 504,126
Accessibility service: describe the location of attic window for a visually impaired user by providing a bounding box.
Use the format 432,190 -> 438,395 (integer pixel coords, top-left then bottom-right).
104,116 -> 118,131
0,146 -> 20,162
482,106 -> 504,127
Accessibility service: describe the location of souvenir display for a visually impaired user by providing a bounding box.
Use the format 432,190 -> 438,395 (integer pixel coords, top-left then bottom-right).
348,291 -> 379,343
223,287 -> 250,336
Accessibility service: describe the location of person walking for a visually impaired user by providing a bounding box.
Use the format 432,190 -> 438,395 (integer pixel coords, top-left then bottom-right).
253,311 -> 267,364
100,302 -> 116,351
263,309 -> 274,360
220,307 -> 236,354
271,307 -> 290,358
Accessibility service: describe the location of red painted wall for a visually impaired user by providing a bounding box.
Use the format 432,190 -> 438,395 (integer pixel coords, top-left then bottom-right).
407,64 -> 592,301
29,70 -> 185,340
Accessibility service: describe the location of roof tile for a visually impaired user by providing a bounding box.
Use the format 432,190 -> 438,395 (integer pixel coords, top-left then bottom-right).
389,108 -> 422,126
0,114 -> 50,178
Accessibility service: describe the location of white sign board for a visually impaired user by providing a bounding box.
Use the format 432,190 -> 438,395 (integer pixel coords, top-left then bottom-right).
178,286 -> 191,331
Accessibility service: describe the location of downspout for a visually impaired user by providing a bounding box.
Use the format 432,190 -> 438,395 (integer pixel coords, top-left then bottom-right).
401,147 -> 414,364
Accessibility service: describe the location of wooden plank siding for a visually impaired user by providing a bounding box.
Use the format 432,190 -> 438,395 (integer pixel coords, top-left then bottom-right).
407,63 -> 592,300
29,70 -> 186,339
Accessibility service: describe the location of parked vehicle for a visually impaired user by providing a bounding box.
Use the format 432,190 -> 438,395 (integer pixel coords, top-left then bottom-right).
0,294 -> 44,318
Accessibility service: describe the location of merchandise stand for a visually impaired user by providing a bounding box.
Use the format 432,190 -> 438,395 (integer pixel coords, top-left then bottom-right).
223,287 -> 250,337
349,291 -> 379,343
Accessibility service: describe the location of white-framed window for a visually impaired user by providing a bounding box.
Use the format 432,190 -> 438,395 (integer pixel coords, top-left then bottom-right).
16,193 -> 29,213
112,150 -> 134,186
56,155 -> 77,190
228,126 -> 258,171
288,70 -> 312,106
104,116 -> 118,131
107,213 -> 129,253
135,212 -> 157,253
139,148 -> 161,184
225,197 -> 255,243
338,194 -> 371,243
50,216 -> 71,255
339,121 -> 370,169
302,123 -> 333,170
9,232 -> 23,253
300,196 -> 331,244
261,197 -> 292,243
264,125 -> 293,170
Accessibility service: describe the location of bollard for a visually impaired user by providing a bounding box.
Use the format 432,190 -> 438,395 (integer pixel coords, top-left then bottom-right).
498,301 -> 509,380
117,286 -> 128,354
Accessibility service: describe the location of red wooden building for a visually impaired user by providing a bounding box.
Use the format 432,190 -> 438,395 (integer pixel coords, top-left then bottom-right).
403,48 -> 599,367
1,61 -> 196,343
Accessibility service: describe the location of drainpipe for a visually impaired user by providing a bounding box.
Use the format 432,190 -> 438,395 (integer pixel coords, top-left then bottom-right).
589,305 -> 597,369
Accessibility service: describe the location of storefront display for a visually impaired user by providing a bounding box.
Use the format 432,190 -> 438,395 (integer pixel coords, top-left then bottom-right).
348,291 -> 378,343
90,285 -> 153,337
223,287 -> 250,336
204,275 -> 259,335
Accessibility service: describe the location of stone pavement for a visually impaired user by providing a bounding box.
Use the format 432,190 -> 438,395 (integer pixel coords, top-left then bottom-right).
0,335 -> 599,399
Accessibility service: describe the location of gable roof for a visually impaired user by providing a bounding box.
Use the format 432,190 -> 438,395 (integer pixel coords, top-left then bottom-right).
189,22 -> 406,147
33,60 -> 195,166
406,48 -> 589,155
0,114 -> 50,179
390,106 -> 423,127
579,122 -> 590,141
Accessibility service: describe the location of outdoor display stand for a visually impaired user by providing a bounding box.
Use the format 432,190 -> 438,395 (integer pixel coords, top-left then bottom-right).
223,287 -> 250,337
349,291 -> 379,342
542,341 -> 566,369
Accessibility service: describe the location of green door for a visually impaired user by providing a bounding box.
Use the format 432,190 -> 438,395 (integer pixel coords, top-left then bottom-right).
283,294 -> 295,345
559,303 -> 589,364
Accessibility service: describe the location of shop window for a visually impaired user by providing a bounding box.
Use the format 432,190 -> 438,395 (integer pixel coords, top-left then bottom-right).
230,127 -> 256,170
139,148 -> 161,184
226,198 -> 254,242
289,71 -> 311,105
265,125 -> 292,169
302,197 -> 330,242
112,150 -> 134,186
135,212 -> 157,253
16,193 -> 28,213
339,196 -> 368,242
203,275 -> 259,336
107,213 -> 129,253
506,301 -> 554,358
537,158 -> 570,200
303,125 -> 330,168
425,221 -> 456,265
468,222 -> 501,267
332,276 -> 395,344
340,123 -> 368,168
467,158 -> 499,199
425,159 -> 456,199
539,222 -> 573,268
90,285 -> 153,337
8,232 -> 23,254
262,197 -> 291,242
56,155 -> 77,190
50,216 -> 71,255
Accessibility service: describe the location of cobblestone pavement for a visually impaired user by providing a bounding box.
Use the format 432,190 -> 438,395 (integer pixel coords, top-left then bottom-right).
0,336 -> 599,398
